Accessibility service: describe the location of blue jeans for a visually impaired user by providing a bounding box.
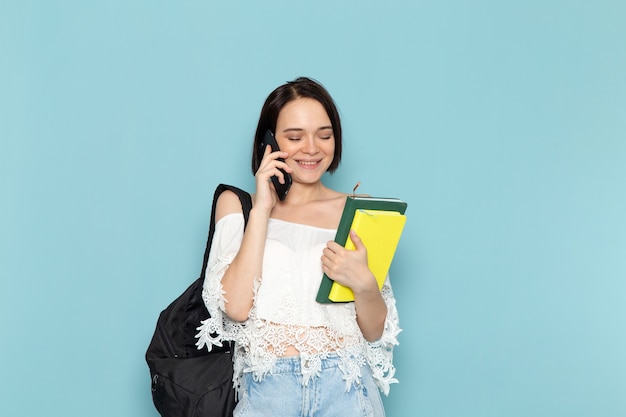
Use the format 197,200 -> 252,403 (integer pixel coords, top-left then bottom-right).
234,354 -> 385,417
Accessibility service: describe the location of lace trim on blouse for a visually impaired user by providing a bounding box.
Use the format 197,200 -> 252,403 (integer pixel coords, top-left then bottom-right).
195,214 -> 401,395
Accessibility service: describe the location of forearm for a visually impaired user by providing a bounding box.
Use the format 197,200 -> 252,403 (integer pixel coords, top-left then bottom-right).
353,277 -> 388,341
221,206 -> 270,321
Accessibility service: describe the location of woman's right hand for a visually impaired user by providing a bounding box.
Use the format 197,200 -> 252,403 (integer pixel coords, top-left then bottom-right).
254,144 -> 292,212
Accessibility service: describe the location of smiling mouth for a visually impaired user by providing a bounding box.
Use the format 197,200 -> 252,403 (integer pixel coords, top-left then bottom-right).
296,160 -> 321,166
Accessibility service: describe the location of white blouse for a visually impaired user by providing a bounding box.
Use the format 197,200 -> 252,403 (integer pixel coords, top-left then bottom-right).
196,213 -> 401,396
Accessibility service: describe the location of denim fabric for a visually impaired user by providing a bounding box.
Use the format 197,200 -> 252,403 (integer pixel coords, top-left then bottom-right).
234,354 -> 385,417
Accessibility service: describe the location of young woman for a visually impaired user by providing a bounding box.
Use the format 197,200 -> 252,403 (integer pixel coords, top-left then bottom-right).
196,77 -> 401,417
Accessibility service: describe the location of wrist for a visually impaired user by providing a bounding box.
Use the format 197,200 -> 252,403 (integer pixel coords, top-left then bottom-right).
351,271 -> 379,298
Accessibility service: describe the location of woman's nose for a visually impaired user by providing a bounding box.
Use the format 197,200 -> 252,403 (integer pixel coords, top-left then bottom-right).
302,137 -> 319,154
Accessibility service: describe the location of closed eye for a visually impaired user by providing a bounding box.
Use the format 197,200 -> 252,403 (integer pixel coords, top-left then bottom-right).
318,127 -> 333,140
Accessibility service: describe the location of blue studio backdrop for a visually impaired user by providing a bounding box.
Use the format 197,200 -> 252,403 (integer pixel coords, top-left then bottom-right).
1,1 -> 625,416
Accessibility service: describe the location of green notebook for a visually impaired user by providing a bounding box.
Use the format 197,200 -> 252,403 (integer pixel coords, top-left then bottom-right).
316,195 -> 408,303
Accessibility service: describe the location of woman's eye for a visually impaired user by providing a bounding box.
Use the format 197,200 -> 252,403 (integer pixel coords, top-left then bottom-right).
288,137 -> 301,141
319,129 -> 333,140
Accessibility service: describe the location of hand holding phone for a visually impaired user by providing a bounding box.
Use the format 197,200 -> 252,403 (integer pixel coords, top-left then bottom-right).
260,130 -> 292,201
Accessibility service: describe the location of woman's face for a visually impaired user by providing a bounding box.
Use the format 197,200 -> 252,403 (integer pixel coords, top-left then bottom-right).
274,98 -> 335,184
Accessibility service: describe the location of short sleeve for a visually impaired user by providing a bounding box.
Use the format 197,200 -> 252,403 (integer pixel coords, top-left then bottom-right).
365,276 -> 402,395
195,213 -> 247,351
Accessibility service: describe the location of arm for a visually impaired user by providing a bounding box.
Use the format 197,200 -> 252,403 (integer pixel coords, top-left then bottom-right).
218,145 -> 292,322
218,194 -> 270,321
321,230 -> 387,341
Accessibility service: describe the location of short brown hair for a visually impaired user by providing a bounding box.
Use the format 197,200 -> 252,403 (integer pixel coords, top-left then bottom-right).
251,77 -> 342,175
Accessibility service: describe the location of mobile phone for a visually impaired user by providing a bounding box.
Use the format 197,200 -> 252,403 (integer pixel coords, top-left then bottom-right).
260,130 -> 292,201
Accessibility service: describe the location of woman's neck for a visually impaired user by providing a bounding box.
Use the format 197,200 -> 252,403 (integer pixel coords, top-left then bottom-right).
281,182 -> 334,205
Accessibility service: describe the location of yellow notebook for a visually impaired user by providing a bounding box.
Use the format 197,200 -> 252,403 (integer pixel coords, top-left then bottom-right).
327,209 -> 407,302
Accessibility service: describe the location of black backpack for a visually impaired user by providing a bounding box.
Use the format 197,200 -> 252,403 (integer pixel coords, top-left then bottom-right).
146,184 -> 252,417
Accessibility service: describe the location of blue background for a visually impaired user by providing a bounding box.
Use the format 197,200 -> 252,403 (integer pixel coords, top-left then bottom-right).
1,1 -> 625,416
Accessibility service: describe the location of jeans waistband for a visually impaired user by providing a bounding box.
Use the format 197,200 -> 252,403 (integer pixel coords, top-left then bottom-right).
269,353 -> 342,374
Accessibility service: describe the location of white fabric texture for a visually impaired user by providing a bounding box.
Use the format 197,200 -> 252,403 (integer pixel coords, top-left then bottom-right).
196,213 -> 401,396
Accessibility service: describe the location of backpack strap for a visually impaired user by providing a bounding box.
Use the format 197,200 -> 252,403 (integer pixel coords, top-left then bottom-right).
200,184 -> 252,280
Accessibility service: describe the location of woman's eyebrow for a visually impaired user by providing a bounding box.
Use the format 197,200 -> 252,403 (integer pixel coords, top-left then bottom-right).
281,126 -> 333,133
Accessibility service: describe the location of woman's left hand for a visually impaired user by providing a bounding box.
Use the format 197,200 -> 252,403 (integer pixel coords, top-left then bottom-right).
322,229 -> 387,341
321,230 -> 378,296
